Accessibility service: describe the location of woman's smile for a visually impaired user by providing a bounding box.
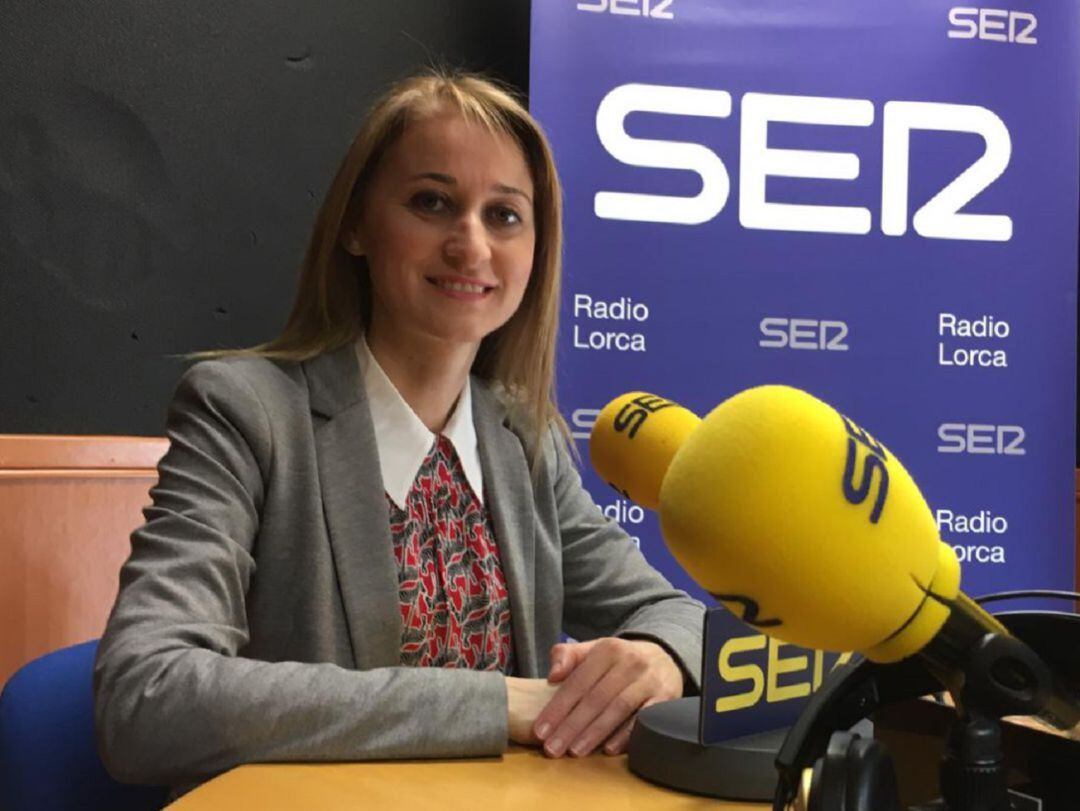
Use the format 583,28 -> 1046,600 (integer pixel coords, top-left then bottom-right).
426,274 -> 497,300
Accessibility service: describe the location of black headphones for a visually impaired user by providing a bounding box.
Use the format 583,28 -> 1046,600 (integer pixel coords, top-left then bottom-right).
806,729 -> 902,811
772,591 -> 1080,811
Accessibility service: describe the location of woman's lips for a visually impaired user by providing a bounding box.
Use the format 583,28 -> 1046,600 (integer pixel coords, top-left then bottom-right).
426,276 -> 495,300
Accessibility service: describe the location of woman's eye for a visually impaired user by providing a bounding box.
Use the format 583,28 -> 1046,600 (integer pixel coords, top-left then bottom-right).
489,206 -> 522,227
410,191 -> 449,213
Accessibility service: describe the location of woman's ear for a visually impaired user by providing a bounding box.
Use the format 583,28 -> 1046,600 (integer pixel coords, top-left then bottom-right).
341,220 -> 365,257
340,194 -> 367,256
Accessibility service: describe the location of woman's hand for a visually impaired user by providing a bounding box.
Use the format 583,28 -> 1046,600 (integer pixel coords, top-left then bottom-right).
533,637 -> 684,758
505,676 -> 562,744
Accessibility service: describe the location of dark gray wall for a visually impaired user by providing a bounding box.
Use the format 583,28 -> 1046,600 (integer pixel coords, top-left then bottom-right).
0,1 -> 531,435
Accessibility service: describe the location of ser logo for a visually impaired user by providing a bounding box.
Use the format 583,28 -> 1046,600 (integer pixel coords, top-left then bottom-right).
594,83 -> 1013,241
577,0 -> 674,20
612,394 -> 675,439
937,423 -> 1026,455
714,634 -> 854,713
840,414 -> 889,524
948,8 -> 1037,45
571,407 -> 601,441
759,317 -> 849,351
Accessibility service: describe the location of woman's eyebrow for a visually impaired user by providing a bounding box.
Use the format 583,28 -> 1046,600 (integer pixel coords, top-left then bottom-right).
408,172 -> 532,203
410,171 -> 455,185
493,183 -> 532,203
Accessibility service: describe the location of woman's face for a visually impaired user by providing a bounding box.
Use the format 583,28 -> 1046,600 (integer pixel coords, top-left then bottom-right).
347,111 -> 537,351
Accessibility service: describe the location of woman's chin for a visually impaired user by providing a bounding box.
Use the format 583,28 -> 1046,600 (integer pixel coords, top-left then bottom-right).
421,324 -> 493,349
421,316 -> 511,347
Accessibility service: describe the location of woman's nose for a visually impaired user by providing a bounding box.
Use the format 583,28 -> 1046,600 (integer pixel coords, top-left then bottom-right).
443,213 -> 492,269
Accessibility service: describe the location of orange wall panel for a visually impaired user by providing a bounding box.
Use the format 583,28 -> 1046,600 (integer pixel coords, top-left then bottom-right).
0,435 -> 167,687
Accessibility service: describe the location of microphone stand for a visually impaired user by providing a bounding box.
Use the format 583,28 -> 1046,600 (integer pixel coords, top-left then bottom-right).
924,709 -> 1009,811
913,596 -> 1079,810
773,597 -> 1080,811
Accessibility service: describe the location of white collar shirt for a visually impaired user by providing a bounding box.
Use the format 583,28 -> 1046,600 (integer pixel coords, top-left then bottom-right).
354,337 -> 485,510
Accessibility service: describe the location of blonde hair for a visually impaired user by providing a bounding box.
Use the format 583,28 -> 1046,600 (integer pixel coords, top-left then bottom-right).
195,69 -> 570,466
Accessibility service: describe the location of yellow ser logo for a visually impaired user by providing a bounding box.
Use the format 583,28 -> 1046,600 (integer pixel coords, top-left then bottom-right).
714,634 -> 853,713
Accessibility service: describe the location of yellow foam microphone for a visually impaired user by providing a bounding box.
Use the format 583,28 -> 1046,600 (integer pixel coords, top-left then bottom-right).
591,386 -> 1002,662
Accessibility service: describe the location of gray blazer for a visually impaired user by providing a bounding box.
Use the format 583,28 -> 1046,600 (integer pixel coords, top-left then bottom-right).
93,342 -> 704,788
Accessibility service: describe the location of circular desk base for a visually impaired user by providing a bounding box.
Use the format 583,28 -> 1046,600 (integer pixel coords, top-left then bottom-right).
628,697 -> 784,802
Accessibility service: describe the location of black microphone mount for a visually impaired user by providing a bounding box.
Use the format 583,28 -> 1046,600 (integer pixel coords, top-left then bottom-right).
773,590 -> 1080,811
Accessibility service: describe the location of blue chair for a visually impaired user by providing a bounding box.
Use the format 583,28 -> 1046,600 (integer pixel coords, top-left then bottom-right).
0,640 -> 169,811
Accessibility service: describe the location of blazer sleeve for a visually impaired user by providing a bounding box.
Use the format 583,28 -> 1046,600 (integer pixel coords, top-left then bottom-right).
549,426 -> 706,692
93,360 -> 507,787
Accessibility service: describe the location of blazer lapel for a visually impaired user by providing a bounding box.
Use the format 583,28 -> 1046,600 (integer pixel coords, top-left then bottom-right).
304,343 -> 403,670
472,382 -> 538,677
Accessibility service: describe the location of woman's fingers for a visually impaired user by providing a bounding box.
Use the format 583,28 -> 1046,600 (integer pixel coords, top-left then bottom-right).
534,638 -> 683,757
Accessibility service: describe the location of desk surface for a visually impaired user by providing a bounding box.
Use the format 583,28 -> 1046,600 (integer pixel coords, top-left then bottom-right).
168,746 -> 769,810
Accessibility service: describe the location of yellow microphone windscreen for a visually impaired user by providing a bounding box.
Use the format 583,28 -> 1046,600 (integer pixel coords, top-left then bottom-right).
590,392 -> 701,511
657,385 -> 956,659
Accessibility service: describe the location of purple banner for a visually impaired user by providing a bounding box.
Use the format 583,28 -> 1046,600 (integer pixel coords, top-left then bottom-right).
531,1 -> 1078,740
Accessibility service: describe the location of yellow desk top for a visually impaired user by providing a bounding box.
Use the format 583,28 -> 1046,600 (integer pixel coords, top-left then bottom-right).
168,746 -> 769,810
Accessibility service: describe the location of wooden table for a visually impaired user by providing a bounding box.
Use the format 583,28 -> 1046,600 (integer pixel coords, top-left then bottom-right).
168,746 -> 770,810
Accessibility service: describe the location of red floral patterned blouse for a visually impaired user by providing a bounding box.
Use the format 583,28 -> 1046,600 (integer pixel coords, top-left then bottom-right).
387,434 -> 515,673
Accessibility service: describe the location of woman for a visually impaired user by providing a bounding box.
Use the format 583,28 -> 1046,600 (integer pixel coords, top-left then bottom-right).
93,70 -> 704,792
